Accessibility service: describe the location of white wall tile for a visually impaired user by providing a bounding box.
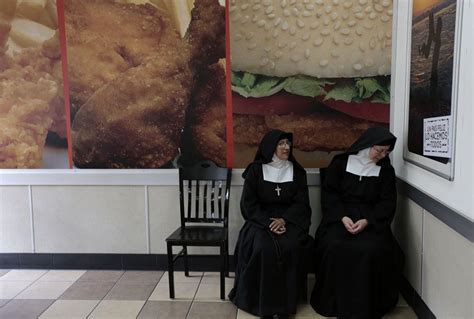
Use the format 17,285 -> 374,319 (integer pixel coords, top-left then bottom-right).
32,186 -> 147,253
0,186 -> 32,252
392,196 -> 423,293
422,212 -> 473,318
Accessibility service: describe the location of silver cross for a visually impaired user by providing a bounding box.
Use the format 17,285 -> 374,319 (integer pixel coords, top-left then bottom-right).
275,185 -> 281,196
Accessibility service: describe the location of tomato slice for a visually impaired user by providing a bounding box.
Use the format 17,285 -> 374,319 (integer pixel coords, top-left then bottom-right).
232,92 -> 315,115
315,96 -> 389,123
232,91 -> 389,123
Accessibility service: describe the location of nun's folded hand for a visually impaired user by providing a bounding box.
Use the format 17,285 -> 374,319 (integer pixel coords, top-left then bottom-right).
269,218 -> 286,233
342,216 -> 356,233
351,219 -> 369,234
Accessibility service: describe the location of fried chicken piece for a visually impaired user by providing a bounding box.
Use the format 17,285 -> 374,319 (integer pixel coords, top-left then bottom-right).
0,66 -> 58,168
72,0 -> 225,168
190,63 -> 227,167
65,0 -> 175,117
0,17 -> 10,57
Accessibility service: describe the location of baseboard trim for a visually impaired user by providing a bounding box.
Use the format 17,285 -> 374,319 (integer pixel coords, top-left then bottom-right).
400,276 -> 436,319
0,253 -> 236,271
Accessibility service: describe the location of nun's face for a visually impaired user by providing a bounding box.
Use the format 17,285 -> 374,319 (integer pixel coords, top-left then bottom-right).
369,145 -> 391,162
275,139 -> 291,160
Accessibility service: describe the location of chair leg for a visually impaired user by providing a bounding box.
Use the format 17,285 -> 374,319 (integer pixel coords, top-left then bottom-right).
183,245 -> 189,277
167,243 -> 175,299
220,243 -> 225,300
225,240 -> 230,277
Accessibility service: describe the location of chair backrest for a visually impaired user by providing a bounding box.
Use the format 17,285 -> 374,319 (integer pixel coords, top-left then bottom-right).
178,160 -> 232,228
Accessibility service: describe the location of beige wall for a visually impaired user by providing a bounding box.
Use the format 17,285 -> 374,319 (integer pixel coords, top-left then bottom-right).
0,185 -> 322,255
393,194 -> 474,319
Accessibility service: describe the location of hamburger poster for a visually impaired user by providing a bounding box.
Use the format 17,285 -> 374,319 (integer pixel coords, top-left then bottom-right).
230,0 -> 393,168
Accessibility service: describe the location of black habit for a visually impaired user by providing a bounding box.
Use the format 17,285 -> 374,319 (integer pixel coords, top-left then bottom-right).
310,126 -> 405,319
229,130 -> 312,317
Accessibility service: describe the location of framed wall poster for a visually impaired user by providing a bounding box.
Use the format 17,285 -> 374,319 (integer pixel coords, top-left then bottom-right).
403,0 -> 463,180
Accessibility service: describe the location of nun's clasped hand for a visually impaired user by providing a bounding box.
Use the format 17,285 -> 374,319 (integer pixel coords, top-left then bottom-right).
342,216 -> 368,235
269,218 -> 286,234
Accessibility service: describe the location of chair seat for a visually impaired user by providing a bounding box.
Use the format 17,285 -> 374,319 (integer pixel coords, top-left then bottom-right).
166,226 -> 227,245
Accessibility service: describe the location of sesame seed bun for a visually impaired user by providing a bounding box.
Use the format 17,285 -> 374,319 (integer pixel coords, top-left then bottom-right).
230,0 -> 393,78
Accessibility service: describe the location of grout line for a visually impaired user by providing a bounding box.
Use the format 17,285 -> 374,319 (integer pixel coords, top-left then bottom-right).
85,271 -> 126,319
145,185 -> 150,254
185,272 -> 204,318
28,185 -> 35,253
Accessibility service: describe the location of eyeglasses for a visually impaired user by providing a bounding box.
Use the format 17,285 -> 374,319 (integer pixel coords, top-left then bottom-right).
277,140 -> 292,148
372,146 -> 391,156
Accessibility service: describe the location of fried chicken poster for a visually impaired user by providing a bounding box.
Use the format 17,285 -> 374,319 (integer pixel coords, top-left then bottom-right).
0,0 -> 68,168
66,0 -> 226,169
0,0 -> 226,169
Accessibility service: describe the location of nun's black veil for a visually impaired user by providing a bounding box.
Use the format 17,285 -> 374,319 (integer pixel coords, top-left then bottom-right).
242,129 -> 304,178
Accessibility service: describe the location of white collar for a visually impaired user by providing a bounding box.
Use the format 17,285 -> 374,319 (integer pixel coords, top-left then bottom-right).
346,147 -> 381,177
262,154 -> 294,183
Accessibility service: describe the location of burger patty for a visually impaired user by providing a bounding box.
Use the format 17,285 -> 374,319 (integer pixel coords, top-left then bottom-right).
234,111 -> 376,152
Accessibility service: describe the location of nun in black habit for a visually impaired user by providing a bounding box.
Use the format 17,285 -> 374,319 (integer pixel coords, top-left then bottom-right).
229,129 -> 312,319
310,126 -> 404,319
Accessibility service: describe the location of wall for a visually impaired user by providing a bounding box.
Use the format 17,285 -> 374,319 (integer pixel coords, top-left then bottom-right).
393,194 -> 473,319
0,182 -> 322,255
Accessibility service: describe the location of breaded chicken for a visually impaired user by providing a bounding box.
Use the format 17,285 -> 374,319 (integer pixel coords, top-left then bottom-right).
0,8 -> 66,168
65,0 -> 177,117
71,0 -> 225,168
190,63 -> 227,167
0,52 -> 58,168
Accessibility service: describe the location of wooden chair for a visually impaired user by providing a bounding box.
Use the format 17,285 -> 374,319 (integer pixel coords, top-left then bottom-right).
165,160 -> 232,300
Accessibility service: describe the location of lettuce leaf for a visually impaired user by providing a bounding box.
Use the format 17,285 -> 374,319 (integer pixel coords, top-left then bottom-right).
231,71 -> 390,103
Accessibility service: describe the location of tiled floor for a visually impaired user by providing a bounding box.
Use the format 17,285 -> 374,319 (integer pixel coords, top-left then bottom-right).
0,269 -> 417,318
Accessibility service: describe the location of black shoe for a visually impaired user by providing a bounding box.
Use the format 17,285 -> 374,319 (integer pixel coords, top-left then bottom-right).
276,315 -> 289,319
261,316 -> 273,319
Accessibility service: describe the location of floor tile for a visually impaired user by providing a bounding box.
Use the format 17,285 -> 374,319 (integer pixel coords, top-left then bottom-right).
187,301 -> 237,319
39,270 -> 86,282
137,300 -> 192,319
0,299 -> 10,307
148,281 -> 199,301
194,283 -> 234,301
16,281 -> 74,299
0,281 -> 33,299
0,270 -> 10,278
159,271 -> 203,283
397,294 -> 408,307
201,272 -> 235,285
0,299 -> 54,319
0,270 -> 47,281
104,281 -> 157,300
59,281 -> 116,300
88,300 -> 145,319
119,271 -> 163,284
293,303 -> 327,318
38,300 -> 99,319
78,270 -> 124,282
236,309 -> 259,318
383,306 -> 417,319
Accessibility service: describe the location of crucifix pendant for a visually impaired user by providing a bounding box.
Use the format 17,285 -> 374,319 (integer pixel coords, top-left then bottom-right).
275,185 -> 281,196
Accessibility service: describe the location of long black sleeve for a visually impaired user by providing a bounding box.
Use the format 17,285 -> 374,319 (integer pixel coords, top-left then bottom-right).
320,156 -> 346,225
367,165 -> 397,232
240,164 -> 272,228
282,169 -> 312,232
